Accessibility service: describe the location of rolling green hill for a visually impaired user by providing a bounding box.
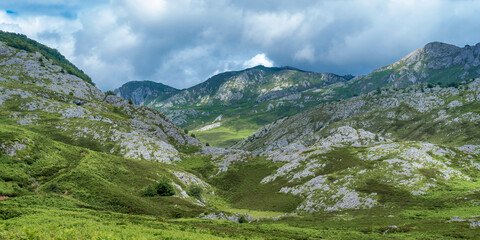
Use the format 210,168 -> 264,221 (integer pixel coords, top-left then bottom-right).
2,34 -> 480,239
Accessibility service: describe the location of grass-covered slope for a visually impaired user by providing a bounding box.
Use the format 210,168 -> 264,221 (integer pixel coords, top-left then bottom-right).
143,66 -> 351,147
0,40 -> 214,217
342,42 -> 480,96
0,31 -> 94,85
2,35 -> 480,239
235,79 -> 480,153
134,41 -> 480,148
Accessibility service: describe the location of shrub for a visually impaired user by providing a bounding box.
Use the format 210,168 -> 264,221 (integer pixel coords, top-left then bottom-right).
143,178 -> 175,197
128,98 -> 133,105
104,90 -> 116,96
187,184 -> 203,199
238,215 -> 248,223
183,129 -> 189,134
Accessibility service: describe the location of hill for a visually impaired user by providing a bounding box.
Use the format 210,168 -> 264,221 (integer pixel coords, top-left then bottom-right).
118,42 -> 480,148
2,35 -> 480,239
114,80 -> 180,105
132,66 -> 353,147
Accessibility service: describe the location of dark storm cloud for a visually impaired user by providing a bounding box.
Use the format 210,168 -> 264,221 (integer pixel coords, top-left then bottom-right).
1,0 -> 480,90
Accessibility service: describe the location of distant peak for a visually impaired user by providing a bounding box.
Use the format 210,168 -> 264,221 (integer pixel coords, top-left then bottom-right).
422,41 -> 460,56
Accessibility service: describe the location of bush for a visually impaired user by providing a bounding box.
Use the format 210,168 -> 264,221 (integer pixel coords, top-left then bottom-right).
143,178 -> 175,197
104,90 -> 115,96
187,184 -> 203,199
238,215 -> 248,223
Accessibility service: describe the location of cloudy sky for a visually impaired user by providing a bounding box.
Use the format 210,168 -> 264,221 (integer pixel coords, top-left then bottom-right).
1,0 -> 480,91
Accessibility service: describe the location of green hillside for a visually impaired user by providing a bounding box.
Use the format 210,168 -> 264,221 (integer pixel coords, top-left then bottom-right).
2,35 -> 480,239
0,31 -> 94,85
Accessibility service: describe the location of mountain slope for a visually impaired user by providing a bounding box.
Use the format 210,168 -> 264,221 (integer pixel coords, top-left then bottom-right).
0,40 -> 214,217
2,35 -> 480,239
122,41 -> 480,148
141,66 -> 353,147
234,79 -> 480,153
0,31 -> 94,85
114,80 -> 179,105
343,42 -> 480,94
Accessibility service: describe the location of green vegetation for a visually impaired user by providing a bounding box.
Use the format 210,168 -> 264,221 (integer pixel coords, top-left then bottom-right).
187,184 -> 203,199
144,178 -> 176,197
210,157 -> 303,212
2,34 -> 480,239
0,31 -> 94,85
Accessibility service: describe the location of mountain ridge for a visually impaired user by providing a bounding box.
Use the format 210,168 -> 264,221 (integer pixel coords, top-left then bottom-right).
114,80 -> 179,105
2,34 -> 480,239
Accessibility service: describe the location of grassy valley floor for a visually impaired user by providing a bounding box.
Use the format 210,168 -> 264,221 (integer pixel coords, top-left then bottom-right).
2,196 -> 480,239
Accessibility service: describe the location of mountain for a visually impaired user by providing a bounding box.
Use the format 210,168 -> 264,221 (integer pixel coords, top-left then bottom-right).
120,42 -> 480,148
2,32 -> 480,239
345,42 -> 480,93
135,66 -> 353,147
234,78 -> 480,153
114,80 -> 179,105
0,33 -> 213,218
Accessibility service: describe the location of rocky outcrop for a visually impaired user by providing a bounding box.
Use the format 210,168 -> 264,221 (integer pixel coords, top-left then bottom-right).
0,41 -> 201,164
114,80 -> 179,105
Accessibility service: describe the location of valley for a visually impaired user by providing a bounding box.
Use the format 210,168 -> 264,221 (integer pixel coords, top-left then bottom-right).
1,31 -> 480,239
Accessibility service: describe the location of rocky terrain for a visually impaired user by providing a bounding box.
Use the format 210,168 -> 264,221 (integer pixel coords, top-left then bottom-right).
234,78 -> 480,153
117,42 -> 480,148
117,66 -> 354,147
0,35 -> 219,213
346,42 -> 480,92
114,80 -> 179,105
2,32 -> 480,239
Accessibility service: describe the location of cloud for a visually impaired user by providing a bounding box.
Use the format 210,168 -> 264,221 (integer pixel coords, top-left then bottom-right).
243,54 -> 274,68
1,0 -> 480,90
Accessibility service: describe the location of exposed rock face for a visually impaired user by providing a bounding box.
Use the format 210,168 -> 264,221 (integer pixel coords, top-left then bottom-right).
235,78 -> 480,153
0,42 -> 104,102
145,65 -> 352,128
114,80 -> 179,105
0,41 -> 201,163
351,42 -> 480,91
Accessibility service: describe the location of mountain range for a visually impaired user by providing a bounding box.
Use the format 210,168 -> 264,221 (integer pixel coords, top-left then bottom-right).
1,30 -> 480,239
116,41 -> 480,148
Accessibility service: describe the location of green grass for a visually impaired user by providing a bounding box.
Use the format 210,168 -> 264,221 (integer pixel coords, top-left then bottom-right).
210,157 -> 303,212
3,195 -> 480,239
195,126 -> 256,148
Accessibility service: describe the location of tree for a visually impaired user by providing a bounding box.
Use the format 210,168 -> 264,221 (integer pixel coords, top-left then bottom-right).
128,98 -> 133,105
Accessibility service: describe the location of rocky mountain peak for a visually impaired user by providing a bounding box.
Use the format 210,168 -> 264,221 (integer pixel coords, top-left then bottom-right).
423,41 -> 460,57
114,80 -> 179,105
